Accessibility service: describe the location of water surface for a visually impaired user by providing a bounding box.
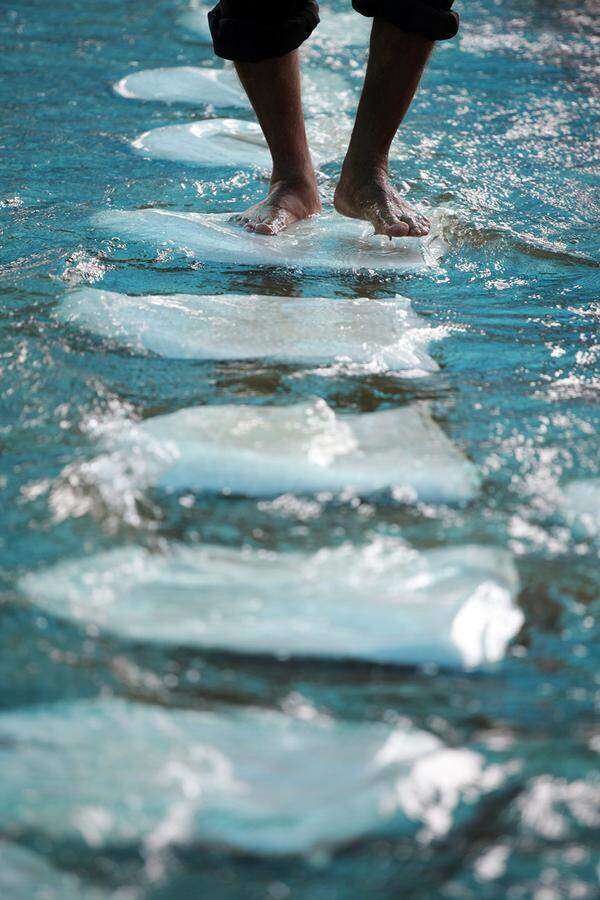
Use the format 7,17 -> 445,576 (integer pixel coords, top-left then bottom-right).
1,0 -> 599,897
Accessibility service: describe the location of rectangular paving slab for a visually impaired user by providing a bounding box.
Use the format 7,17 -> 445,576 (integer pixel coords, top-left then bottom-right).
0,698 -> 506,856
94,209 -> 446,273
56,288 -> 439,373
20,539 -> 522,668
87,400 -> 480,504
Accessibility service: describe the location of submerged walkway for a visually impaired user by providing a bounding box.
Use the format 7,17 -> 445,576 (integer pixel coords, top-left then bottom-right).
11,0 -> 524,867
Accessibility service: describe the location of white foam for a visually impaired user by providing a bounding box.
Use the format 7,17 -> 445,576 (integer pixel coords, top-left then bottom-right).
93,209 -> 446,273
89,400 -> 479,503
20,540 -> 522,667
56,289 -> 438,374
0,698 -> 505,854
114,66 -> 352,115
132,115 -> 355,169
0,842 -> 103,899
560,479 -> 600,538
178,4 -> 371,48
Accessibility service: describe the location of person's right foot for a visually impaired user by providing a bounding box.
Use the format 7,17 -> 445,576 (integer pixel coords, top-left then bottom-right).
230,174 -> 321,236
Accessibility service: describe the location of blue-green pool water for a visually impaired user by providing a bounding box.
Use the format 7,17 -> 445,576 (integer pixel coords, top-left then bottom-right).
1,0 -> 599,897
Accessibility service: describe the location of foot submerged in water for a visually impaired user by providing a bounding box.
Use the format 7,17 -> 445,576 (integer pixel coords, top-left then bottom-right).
334,169 -> 430,238
230,174 -> 321,236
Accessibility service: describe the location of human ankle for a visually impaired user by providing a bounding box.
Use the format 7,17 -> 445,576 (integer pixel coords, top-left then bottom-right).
271,165 -> 317,188
270,164 -> 317,192
339,154 -> 388,188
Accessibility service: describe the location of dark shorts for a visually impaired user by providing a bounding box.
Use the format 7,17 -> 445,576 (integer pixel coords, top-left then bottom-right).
209,1 -> 459,63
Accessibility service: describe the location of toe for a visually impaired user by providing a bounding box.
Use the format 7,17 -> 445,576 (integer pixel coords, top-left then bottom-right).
252,221 -> 277,235
398,213 -> 431,238
242,219 -> 273,235
264,209 -> 294,235
388,222 -> 412,237
375,220 -> 410,238
407,222 -> 430,237
230,212 -> 250,228
413,214 -> 431,236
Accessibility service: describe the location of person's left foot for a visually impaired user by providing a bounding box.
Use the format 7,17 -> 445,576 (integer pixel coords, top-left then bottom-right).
334,169 -> 430,238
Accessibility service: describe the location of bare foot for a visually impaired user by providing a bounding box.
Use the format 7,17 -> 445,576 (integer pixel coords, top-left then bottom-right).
334,170 -> 430,238
230,174 -> 321,236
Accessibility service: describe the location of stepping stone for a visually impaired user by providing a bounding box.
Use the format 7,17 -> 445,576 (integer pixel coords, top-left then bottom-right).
93,209 -> 446,273
20,540 -> 522,668
91,400 -> 480,503
0,698 -> 506,854
177,4 -> 212,42
114,66 -> 352,115
178,5 -> 371,48
132,115 -> 355,169
177,3 -> 212,42
134,117 -> 271,168
56,289 -> 438,374
0,842 -> 103,899
115,65 -> 250,108
560,479 -> 600,538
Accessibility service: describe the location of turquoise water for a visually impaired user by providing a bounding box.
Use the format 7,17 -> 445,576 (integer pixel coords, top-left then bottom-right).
1,0 -> 599,896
